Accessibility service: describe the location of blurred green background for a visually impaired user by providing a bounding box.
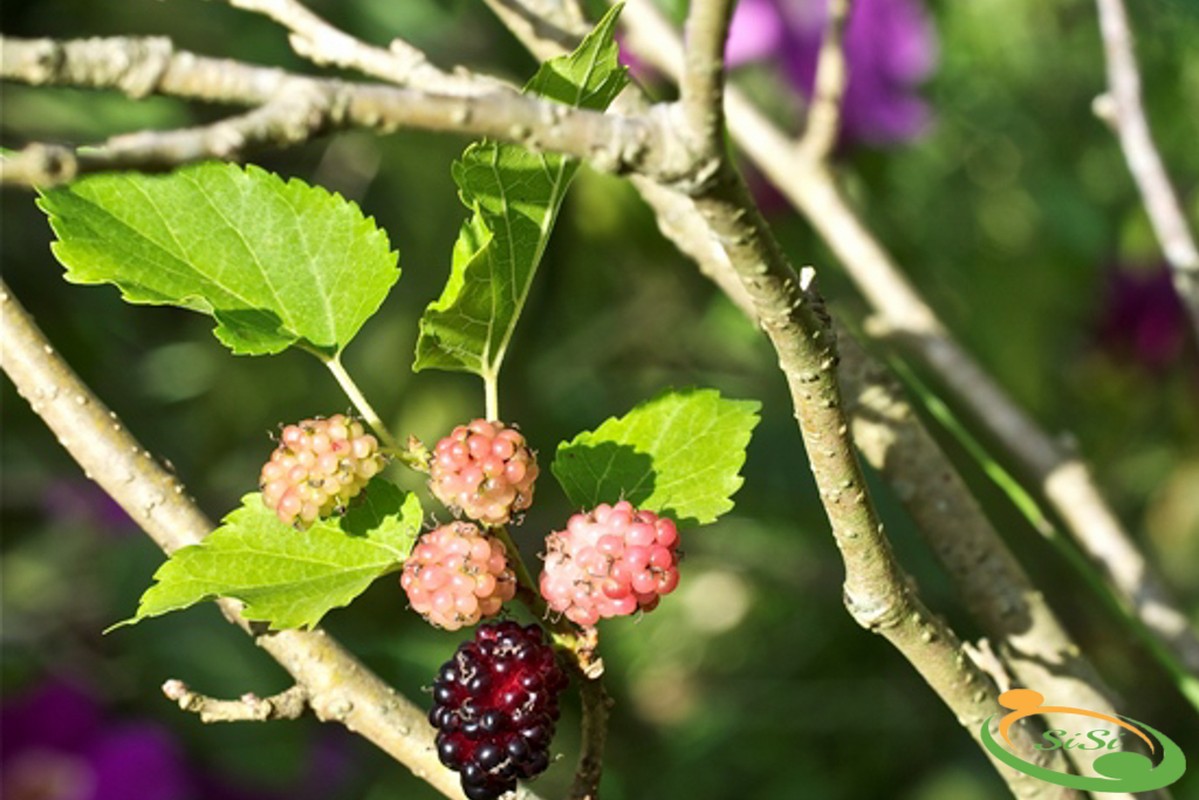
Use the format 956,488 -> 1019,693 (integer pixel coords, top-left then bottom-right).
2,0 -> 1197,798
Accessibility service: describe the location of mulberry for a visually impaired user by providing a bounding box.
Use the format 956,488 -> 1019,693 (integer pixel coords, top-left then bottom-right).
259,414 -> 383,528
429,419 -> 538,526
539,501 -> 680,626
429,621 -> 568,800
401,522 -> 517,630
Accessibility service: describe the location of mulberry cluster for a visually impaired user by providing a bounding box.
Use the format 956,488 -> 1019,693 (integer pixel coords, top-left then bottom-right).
430,419 -> 538,526
540,501 -> 681,626
259,414 -> 383,528
401,522 -> 517,631
430,622 -> 568,800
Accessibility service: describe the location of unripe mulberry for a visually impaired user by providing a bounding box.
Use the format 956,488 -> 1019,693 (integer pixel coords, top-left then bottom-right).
429,419 -> 538,526
401,522 -> 517,630
259,414 -> 383,528
430,621 -> 568,800
539,501 -> 680,626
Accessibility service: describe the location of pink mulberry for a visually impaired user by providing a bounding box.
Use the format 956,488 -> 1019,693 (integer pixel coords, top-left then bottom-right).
539,501 -> 681,626
259,414 -> 383,529
429,419 -> 538,526
401,522 -> 517,630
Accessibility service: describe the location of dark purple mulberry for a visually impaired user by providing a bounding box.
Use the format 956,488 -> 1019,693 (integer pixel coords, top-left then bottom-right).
429,621 -> 568,799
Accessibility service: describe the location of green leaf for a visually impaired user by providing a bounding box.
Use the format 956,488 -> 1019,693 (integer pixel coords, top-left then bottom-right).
414,5 -> 628,377
552,389 -> 761,525
112,480 -> 422,631
38,162 -> 399,357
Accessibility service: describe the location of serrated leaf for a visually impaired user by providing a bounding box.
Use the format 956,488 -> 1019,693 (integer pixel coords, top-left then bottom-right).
414,5 -> 628,377
38,162 -> 399,356
111,481 -> 422,631
552,389 -> 761,525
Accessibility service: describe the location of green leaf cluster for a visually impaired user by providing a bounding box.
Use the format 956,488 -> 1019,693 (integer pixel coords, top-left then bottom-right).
43,10 -> 759,634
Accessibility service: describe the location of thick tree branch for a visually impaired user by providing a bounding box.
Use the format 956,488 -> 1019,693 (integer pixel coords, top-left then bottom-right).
638,170 -> 1127,727
0,282 -> 556,800
834,334 -> 1144,793
615,0 -> 1199,686
1092,0 -> 1199,340
162,680 -> 309,723
694,158 -> 1076,800
634,167 -> 1153,792
0,35 -> 684,187
799,0 -> 853,160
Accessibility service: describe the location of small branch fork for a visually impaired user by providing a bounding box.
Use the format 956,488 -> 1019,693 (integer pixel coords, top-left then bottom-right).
162,680 -> 309,723
1092,0 -> 1199,340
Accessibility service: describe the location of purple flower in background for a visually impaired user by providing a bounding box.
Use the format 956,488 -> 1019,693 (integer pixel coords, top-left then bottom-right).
1097,263 -> 1189,371
724,0 -> 787,66
1,679 -> 355,800
1,680 -> 190,800
727,0 -> 938,146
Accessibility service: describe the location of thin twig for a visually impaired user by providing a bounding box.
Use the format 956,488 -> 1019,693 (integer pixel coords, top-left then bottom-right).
0,281 -> 541,800
0,35 -> 678,188
1092,0 -> 1199,340
0,84 -> 329,185
799,0 -> 853,160
679,0 -> 737,159
323,355 -> 399,451
569,675 -> 612,800
480,0 -> 590,59
614,0 -> 1199,685
223,0 -> 496,95
162,680 -> 309,722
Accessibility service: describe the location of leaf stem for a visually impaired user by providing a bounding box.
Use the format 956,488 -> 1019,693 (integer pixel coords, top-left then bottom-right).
484,372 -> 500,422
324,355 -> 398,450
